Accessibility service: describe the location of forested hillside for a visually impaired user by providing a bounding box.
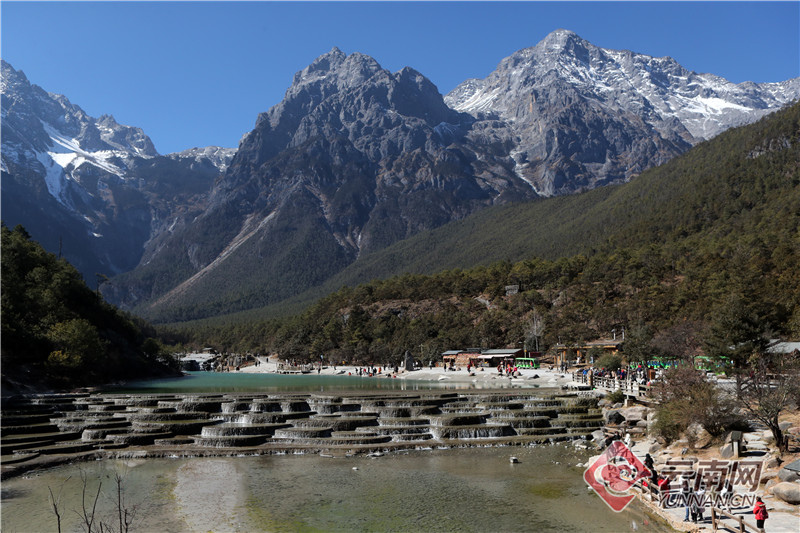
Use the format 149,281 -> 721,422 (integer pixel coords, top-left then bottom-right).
1,225 -> 179,393
165,102 -> 800,364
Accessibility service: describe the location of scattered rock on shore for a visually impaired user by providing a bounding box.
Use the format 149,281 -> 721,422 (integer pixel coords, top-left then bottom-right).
771,481 -> 800,504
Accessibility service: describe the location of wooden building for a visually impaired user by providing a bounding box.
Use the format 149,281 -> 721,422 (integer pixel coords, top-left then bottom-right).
442,348 -> 524,369
441,349 -> 480,368
553,339 -> 624,366
477,348 -> 523,367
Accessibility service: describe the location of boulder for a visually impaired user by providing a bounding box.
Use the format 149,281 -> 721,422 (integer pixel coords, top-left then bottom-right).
768,499 -> 798,513
778,468 -> 800,483
720,443 -> 735,459
648,442 -> 662,454
771,482 -> 800,505
778,421 -> 793,431
618,406 -> 648,423
686,422 -> 713,448
605,410 -> 625,425
782,459 -> 800,472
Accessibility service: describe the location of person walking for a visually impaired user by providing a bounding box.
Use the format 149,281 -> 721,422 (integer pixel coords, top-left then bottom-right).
681,478 -> 691,522
753,496 -> 768,532
695,486 -> 705,523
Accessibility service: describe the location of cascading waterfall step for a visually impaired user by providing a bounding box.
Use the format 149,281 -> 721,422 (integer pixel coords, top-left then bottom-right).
1,413 -> 55,426
516,426 -> 568,436
131,419 -> 221,435
108,432 -> 173,446
29,440 -> 98,455
54,417 -> 130,432
0,390 -> 602,467
489,415 -> 552,429
430,424 -> 516,440
376,417 -> 430,427
2,438 -> 60,454
82,427 -> 129,441
391,432 -> 433,442
1,422 -> 62,436
362,425 -> 433,436
1,451 -> 41,464
293,416 -> 379,432
272,427 -> 333,441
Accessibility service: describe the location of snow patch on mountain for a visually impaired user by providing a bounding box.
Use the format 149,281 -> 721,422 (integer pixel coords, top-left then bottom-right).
35,149 -> 68,204
41,121 -> 125,178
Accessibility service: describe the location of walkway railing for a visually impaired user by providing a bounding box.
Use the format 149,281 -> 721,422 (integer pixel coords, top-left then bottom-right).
630,482 -> 763,533
572,372 -> 652,398
710,507 -> 762,533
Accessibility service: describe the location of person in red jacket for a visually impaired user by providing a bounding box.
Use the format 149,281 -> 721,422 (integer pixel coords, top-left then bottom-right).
753,496 -> 768,531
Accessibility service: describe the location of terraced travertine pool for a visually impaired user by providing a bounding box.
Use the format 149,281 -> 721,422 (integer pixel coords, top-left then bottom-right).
1,377 -> 673,532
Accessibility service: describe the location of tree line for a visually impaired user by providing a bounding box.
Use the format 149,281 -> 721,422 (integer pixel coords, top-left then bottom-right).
1,224 -> 179,391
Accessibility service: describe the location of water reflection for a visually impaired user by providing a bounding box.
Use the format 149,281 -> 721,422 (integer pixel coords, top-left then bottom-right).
2,446 -> 672,532
103,372 -> 538,394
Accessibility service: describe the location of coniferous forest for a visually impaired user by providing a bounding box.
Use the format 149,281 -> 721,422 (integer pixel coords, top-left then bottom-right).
1,224 -> 180,392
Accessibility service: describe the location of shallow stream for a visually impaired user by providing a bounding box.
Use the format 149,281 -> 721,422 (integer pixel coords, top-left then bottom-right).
2,445 -> 672,532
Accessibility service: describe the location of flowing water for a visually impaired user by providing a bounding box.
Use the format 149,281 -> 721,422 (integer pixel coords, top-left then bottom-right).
1,446 -> 672,533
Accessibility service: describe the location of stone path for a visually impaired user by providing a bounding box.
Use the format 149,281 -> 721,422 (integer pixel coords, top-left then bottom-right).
627,439 -> 799,532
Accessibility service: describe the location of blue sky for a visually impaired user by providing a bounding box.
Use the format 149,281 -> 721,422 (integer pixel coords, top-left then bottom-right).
2,1 -> 798,154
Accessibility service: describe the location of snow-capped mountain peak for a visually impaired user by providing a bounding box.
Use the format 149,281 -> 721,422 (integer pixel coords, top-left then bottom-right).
447,30 -> 800,142
1,59 -> 233,281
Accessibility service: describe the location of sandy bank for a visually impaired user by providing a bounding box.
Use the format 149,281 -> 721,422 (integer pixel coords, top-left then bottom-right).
234,358 -> 578,389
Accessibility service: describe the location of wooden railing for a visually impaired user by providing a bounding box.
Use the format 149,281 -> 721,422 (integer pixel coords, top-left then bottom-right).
572,372 -> 652,398
630,478 -> 660,502
629,483 -> 763,533
710,507 -> 762,533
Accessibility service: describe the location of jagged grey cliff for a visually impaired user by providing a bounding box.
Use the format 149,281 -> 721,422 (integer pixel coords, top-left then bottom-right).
446,29 -> 800,195
106,48 -> 538,319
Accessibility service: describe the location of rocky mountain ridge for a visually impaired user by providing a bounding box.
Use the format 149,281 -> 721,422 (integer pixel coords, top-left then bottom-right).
445,29 -> 800,195
108,47 -> 538,319
3,30 -> 798,323
1,60 -> 233,280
